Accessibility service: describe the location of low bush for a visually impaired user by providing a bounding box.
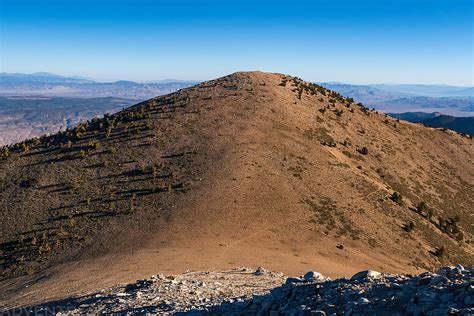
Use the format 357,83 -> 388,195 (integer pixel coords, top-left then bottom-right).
390,192 -> 403,205
357,147 -> 369,155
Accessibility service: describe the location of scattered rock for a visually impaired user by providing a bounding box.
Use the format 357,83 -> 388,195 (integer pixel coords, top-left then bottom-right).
13,266 -> 473,315
285,277 -> 304,285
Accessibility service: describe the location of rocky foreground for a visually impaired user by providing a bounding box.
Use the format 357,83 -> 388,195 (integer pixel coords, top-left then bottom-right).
9,265 -> 474,315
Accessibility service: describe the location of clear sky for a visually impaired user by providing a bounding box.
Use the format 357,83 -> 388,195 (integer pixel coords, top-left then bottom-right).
1,0 -> 473,85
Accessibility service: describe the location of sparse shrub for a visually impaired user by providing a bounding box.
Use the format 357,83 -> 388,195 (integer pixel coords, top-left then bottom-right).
151,165 -> 158,178
70,179 -> 80,190
433,246 -> 445,258
416,201 -> 432,218
91,141 -> 101,150
321,140 -> 337,147
357,147 -> 369,155
145,120 -> 153,130
39,243 -> 52,254
79,150 -> 88,159
368,238 -> 377,247
390,192 -> 403,205
155,128 -> 161,138
436,215 -> 464,241
297,88 -> 303,100
26,266 -> 35,275
416,201 -> 428,213
68,215 -> 76,227
2,147 -> 10,158
427,208 -> 434,220
57,225 -> 67,237
403,221 -> 415,232
342,150 -> 353,158
20,178 -> 38,188
334,109 -> 343,116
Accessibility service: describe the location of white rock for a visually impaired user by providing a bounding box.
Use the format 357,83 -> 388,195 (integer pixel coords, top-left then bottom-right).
303,271 -> 328,282
350,270 -> 383,281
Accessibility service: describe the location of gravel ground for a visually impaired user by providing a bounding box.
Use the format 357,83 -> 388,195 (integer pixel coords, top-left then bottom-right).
7,265 -> 474,315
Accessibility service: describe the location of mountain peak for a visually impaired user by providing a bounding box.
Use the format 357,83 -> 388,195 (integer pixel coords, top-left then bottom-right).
1,72 -> 472,307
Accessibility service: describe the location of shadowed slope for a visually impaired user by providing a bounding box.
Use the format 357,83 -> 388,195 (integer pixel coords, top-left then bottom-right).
1,71 -> 472,309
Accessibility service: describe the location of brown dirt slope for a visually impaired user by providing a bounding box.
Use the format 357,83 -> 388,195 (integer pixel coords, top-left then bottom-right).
0,71 -> 473,308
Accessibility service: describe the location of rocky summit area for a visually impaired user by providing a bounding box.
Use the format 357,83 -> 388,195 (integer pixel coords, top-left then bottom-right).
12,265 -> 473,315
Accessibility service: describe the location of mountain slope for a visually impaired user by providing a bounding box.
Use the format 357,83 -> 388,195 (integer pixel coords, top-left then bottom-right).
1,71 -> 473,308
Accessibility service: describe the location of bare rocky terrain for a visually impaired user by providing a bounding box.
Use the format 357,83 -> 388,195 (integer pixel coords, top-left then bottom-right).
5,265 -> 473,315
0,71 -> 473,311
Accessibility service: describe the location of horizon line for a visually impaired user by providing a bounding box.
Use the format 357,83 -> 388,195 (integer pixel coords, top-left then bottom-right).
1,71 -> 473,88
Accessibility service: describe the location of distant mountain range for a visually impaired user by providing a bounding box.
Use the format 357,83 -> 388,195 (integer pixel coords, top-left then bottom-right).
388,112 -> 474,136
0,72 -> 94,84
319,82 -> 473,117
0,72 -> 198,99
370,84 -> 474,97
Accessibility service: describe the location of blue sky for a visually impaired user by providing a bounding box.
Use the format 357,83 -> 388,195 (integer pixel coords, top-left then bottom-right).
1,0 -> 473,85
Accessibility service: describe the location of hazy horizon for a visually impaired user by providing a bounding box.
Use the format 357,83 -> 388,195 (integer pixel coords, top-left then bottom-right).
2,71 -> 474,88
